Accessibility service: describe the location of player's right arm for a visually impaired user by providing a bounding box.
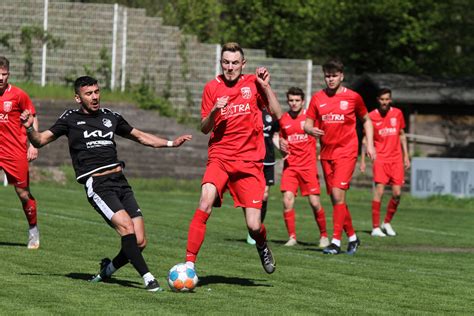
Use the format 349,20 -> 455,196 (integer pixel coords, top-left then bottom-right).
360,135 -> 367,173
201,95 -> 228,134
20,110 -> 57,148
303,94 -> 325,138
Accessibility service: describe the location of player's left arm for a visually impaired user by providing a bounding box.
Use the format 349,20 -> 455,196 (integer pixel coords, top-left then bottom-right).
26,115 -> 39,161
400,129 -> 410,169
361,113 -> 376,160
126,128 -> 192,148
255,67 -> 282,119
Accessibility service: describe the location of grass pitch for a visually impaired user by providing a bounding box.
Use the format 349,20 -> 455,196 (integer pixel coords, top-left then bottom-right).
0,177 -> 472,314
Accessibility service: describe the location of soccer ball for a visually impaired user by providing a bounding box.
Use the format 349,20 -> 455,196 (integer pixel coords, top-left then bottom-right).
167,262 -> 198,292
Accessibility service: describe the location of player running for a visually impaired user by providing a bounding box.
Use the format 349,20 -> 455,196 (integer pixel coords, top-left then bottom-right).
278,87 -> 329,248
0,56 -> 40,249
21,76 -> 192,291
360,88 -> 410,237
304,58 -> 375,255
184,42 -> 282,274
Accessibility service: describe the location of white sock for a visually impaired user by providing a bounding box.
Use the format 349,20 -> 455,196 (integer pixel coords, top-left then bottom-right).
185,261 -> 195,269
348,235 -> 357,242
142,272 -> 155,285
29,226 -> 39,236
331,239 -> 341,247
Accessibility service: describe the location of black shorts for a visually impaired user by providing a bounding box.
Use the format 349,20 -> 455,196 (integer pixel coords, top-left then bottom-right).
263,164 -> 275,186
84,171 -> 142,227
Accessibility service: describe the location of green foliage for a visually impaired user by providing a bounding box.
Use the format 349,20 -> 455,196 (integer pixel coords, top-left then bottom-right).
20,25 -> 65,81
134,69 -> 175,117
0,181 -> 473,313
0,33 -> 14,52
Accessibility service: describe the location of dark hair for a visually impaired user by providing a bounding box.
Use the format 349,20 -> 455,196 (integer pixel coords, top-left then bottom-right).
377,87 -> 392,98
221,42 -> 245,59
322,58 -> 344,73
286,87 -> 305,100
74,76 -> 98,94
0,56 -> 10,71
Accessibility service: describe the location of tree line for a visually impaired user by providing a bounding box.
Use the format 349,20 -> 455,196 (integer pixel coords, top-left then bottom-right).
72,0 -> 474,77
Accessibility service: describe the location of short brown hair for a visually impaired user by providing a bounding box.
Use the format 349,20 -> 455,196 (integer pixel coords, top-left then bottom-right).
322,58 -> 344,73
286,87 -> 305,100
377,88 -> 392,98
221,42 -> 244,59
0,56 -> 10,71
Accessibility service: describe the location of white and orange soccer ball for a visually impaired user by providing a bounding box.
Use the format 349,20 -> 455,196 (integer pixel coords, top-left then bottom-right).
167,262 -> 198,292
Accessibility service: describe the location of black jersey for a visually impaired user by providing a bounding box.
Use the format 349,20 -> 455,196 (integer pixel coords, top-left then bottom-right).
49,108 -> 134,183
262,108 -> 279,166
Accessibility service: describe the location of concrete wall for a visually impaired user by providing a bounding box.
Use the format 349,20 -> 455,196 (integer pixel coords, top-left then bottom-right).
0,0 -> 325,118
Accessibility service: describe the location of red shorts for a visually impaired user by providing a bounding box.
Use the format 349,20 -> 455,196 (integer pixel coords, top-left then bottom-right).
373,159 -> 405,185
321,157 -> 357,195
0,156 -> 29,188
202,159 -> 265,209
280,167 -> 320,196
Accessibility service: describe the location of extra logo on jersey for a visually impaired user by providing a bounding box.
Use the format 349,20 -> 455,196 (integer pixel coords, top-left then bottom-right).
241,87 -> 252,99
102,118 -> 112,128
3,101 -> 12,112
390,117 -> 397,127
340,101 -> 348,111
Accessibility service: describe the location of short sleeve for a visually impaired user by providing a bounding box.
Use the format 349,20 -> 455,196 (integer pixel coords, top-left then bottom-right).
19,90 -> 36,115
399,110 -> 406,129
354,94 -> 368,119
48,116 -> 69,137
201,84 -> 214,119
306,94 -> 319,121
115,114 -> 134,137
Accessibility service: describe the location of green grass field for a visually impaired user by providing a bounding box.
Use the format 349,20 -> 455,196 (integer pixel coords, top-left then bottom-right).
0,178 -> 473,314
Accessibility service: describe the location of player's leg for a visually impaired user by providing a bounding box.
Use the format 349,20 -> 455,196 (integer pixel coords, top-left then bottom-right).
282,191 -> 297,246
382,185 -> 402,236
308,194 -> 329,247
185,183 -> 217,264
371,183 -> 386,236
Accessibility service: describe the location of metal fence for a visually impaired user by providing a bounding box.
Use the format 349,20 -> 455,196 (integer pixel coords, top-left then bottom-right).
0,0 -> 325,117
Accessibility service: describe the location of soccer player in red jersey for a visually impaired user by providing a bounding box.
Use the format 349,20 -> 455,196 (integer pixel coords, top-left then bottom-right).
184,42 -> 282,274
0,56 -> 40,249
304,58 -> 375,255
278,87 -> 329,248
360,88 -> 410,237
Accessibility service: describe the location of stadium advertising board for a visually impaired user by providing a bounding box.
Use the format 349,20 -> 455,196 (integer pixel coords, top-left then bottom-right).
411,158 -> 474,198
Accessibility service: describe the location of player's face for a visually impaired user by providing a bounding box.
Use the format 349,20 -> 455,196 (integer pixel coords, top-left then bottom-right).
0,67 -> 10,92
221,51 -> 246,85
75,84 -> 101,114
287,94 -> 304,113
377,93 -> 392,113
324,71 -> 344,91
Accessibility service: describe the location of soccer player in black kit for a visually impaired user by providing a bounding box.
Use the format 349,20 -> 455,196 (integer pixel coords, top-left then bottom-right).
20,76 -> 192,292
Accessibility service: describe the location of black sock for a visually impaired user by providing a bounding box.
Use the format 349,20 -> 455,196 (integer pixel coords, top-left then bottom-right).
112,247 -> 144,271
121,234 -> 149,276
261,200 -> 268,223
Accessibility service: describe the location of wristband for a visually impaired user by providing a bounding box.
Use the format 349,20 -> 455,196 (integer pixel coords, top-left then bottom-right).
26,126 -> 34,133
167,140 -> 173,147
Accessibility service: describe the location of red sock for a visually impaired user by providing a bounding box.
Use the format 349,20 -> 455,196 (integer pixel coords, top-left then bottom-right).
332,204 -> 346,241
313,207 -> 327,237
372,200 -> 381,228
343,204 -> 355,237
384,198 -> 399,223
283,209 -> 296,239
249,223 -> 267,248
23,198 -> 37,227
185,209 -> 210,263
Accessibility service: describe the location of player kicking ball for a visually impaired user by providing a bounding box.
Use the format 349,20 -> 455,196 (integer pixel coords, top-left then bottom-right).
21,76 -> 192,291
181,42 -> 282,276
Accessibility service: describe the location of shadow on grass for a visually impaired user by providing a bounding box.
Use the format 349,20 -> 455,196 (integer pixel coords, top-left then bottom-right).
0,241 -> 26,247
225,237 -> 317,248
65,273 -> 142,289
198,275 -> 272,287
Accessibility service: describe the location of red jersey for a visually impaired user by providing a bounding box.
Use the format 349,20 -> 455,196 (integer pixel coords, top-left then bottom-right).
279,110 -> 316,168
369,107 -> 405,162
0,84 -> 36,159
201,74 -> 267,161
307,87 -> 367,160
